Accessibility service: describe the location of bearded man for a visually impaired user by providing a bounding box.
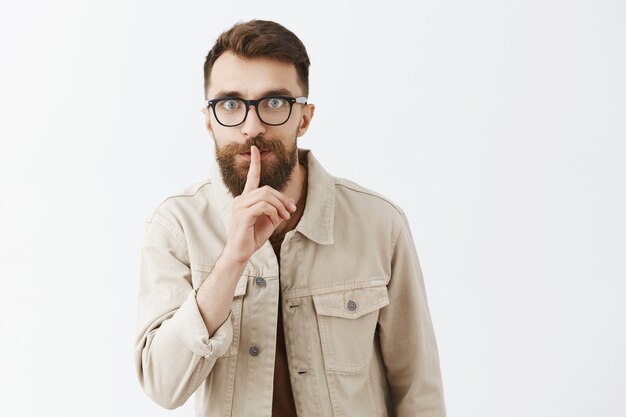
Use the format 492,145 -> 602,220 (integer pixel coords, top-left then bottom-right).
135,19 -> 446,417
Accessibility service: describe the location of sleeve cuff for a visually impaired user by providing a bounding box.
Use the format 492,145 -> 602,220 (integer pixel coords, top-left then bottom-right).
174,290 -> 233,358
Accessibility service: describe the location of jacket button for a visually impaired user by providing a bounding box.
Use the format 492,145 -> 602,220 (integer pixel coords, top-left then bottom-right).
347,300 -> 357,311
249,345 -> 260,356
254,277 -> 266,287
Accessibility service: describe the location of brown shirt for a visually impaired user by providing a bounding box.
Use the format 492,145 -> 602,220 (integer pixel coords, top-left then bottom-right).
268,162 -> 307,417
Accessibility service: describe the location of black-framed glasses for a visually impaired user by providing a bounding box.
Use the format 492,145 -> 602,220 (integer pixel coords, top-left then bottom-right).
206,96 -> 308,127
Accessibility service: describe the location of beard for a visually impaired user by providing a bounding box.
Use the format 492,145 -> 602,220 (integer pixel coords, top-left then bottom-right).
213,130 -> 299,197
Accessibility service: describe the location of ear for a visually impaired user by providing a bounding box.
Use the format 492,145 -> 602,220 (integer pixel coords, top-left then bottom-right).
201,107 -> 214,136
296,103 -> 315,137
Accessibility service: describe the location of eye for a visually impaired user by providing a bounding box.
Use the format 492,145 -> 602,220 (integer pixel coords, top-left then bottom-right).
265,97 -> 287,109
220,99 -> 241,111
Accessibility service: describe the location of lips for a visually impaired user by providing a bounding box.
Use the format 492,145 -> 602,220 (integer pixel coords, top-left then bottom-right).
240,149 -> 271,156
239,150 -> 272,160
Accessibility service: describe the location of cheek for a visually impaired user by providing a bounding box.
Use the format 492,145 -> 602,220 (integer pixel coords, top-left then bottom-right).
293,113 -> 306,131
282,117 -> 302,132
211,127 -> 233,144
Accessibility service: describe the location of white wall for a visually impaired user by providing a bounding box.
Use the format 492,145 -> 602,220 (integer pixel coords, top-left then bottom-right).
1,0 -> 624,416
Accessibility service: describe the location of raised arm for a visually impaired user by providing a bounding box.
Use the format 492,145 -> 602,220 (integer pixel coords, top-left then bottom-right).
135,145 -> 297,409
134,216 -> 238,409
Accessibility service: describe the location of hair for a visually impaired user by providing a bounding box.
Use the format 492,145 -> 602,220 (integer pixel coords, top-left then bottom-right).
203,19 -> 311,99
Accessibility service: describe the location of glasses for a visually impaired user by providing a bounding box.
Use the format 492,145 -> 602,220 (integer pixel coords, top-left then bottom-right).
206,96 -> 308,127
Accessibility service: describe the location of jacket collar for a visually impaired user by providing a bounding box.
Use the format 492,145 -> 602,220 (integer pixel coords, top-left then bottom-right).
208,147 -> 335,245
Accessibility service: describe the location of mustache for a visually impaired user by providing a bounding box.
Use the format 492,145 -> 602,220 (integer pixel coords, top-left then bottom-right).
224,137 -> 282,154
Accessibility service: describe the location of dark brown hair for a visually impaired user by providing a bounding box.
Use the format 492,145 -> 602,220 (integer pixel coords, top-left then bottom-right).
203,19 -> 311,99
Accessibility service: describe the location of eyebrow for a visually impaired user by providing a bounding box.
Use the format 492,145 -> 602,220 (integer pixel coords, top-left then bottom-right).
213,88 -> 296,99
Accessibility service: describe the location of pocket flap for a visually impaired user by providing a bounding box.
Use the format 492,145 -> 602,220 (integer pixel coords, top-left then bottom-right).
313,284 -> 389,319
233,275 -> 248,297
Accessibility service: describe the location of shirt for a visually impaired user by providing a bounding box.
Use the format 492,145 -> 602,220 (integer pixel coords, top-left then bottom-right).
268,161 -> 307,417
135,147 -> 446,417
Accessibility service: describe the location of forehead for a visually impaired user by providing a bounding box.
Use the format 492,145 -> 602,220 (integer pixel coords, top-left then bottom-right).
207,51 -> 301,98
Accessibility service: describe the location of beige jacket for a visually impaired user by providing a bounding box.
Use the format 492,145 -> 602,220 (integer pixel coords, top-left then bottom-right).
135,148 -> 446,417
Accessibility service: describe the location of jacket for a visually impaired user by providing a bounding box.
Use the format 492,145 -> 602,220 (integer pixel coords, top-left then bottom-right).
135,147 -> 446,416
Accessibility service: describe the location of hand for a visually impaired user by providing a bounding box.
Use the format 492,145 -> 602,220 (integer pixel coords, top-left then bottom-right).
222,145 -> 298,264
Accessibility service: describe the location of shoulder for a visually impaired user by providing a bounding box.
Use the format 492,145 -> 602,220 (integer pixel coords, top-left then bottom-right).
334,176 -> 405,215
332,175 -> 407,234
146,178 -> 213,225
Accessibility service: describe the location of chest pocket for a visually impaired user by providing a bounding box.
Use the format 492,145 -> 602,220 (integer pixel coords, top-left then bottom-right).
312,282 -> 389,373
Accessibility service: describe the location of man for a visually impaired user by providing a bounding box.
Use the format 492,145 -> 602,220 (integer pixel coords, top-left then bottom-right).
135,19 -> 446,417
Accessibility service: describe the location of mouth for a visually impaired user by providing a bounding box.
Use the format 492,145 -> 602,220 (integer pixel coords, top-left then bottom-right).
239,150 -> 272,160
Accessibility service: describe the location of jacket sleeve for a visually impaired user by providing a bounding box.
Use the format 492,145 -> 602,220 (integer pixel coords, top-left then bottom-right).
134,214 -> 233,409
377,209 -> 446,417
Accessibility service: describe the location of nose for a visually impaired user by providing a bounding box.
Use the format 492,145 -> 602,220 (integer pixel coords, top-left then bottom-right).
240,104 -> 266,138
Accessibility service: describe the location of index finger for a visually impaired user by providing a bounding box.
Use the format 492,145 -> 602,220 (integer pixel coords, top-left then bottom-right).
242,145 -> 261,194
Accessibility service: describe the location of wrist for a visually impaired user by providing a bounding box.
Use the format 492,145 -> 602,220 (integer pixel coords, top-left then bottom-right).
218,247 -> 249,270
